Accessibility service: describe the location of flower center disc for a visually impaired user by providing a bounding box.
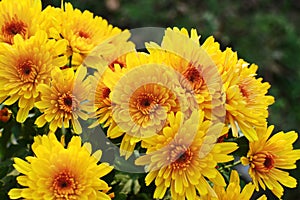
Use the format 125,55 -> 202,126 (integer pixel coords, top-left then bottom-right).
102,87 -> 111,99
58,92 -> 78,113
182,65 -> 205,93
251,151 -> 275,172
131,90 -> 158,116
17,60 -> 37,83
169,146 -> 193,170
2,16 -> 28,44
183,66 -> 201,83
52,170 -> 78,198
78,30 -> 90,39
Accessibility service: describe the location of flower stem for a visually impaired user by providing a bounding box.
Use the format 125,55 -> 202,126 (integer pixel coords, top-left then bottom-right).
218,160 -> 241,173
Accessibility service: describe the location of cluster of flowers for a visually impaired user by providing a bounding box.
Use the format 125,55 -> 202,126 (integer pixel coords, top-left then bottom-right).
0,0 -> 299,199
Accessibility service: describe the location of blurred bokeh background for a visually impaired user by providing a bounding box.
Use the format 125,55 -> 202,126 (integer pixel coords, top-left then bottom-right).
42,0 -> 300,199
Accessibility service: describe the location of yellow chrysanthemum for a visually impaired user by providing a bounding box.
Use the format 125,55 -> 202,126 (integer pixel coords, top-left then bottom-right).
110,63 -> 181,159
241,125 -> 300,198
146,27 -> 225,119
35,66 -> 91,134
87,52 -> 140,134
135,111 -> 238,199
94,51 -> 183,159
0,31 -> 67,122
8,133 -> 113,200
87,47 -> 136,130
199,170 -> 255,200
61,2 -> 120,54
88,70 -> 113,129
0,0 -> 42,44
51,2 -> 134,68
202,38 -> 274,141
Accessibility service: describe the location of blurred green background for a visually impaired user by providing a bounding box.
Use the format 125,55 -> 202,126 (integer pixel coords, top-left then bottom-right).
42,0 -> 300,199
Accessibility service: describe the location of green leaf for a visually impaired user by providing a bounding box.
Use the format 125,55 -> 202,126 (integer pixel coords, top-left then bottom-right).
232,136 -> 249,157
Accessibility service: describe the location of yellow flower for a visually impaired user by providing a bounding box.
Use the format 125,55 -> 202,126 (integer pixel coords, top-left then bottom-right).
107,60 -> 181,159
95,52 -> 180,159
202,38 -> 274,141
146,27 -> 225,120
0,0 -> 42,44
241,125 -> 300,198
135,111 -> 238,199
0,31 -> 67,122
87,50 -> 136,131
61,2 -> 120,54
8,133 -> 113,199
53,2 -> 134,68
199,170 -> 255,200
88,70 -> 113,129
35,66 -> 91,134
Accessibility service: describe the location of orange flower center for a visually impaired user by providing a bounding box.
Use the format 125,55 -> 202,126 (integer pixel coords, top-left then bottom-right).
250,151 -> 275,172
58,92 -> 79,113
183,65 -> 201,83
169,145 -> 193,170
77,30 -> 90,39
1,16 -> 28,44
52,170 -> 79,199
182,65 -> 205,93
127,83 -> 175,129
135,93 -> 158,115
102,87 -> 111,99
17,60 -> 37,83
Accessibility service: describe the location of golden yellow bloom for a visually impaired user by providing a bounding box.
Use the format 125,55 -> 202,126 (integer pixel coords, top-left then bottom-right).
199,170 -> 255,200
241,125 -> 300,198
135,111 -> 238,199
87,45 -> 135,131
107,60 -> 181,159
202,38 -> 274,141
35,66 -> 91,134
62,2 -> 120,53
146,27 -> 225,120
96,52 -> 180,159
88,69 -> 113,129
52,2 -> 134,68
0,0 -> 42,44
0,31 -> 67,122
8,133 -> 113,199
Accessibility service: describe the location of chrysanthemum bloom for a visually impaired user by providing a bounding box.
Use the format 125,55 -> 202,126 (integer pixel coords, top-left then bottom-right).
51,2 -> 134,68
88,69 -> 113,129
135,111 -> 238,199
0,31 -> 67,122
146,27 -> 225,120
241,125 -> 300,198
87,47 -> 136,130
8,133 -> 114,199
35,66 -> 91,134
96,52 -> 180,158
0,0 -> 42,44
202,38 -> 274,141
199,170 -> 255,200
108,62 -> 182,159
0,107 -> 12,122
87,51 -> 140,131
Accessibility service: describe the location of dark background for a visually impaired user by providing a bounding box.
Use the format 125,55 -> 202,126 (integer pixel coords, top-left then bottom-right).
41,0 -> 300,199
